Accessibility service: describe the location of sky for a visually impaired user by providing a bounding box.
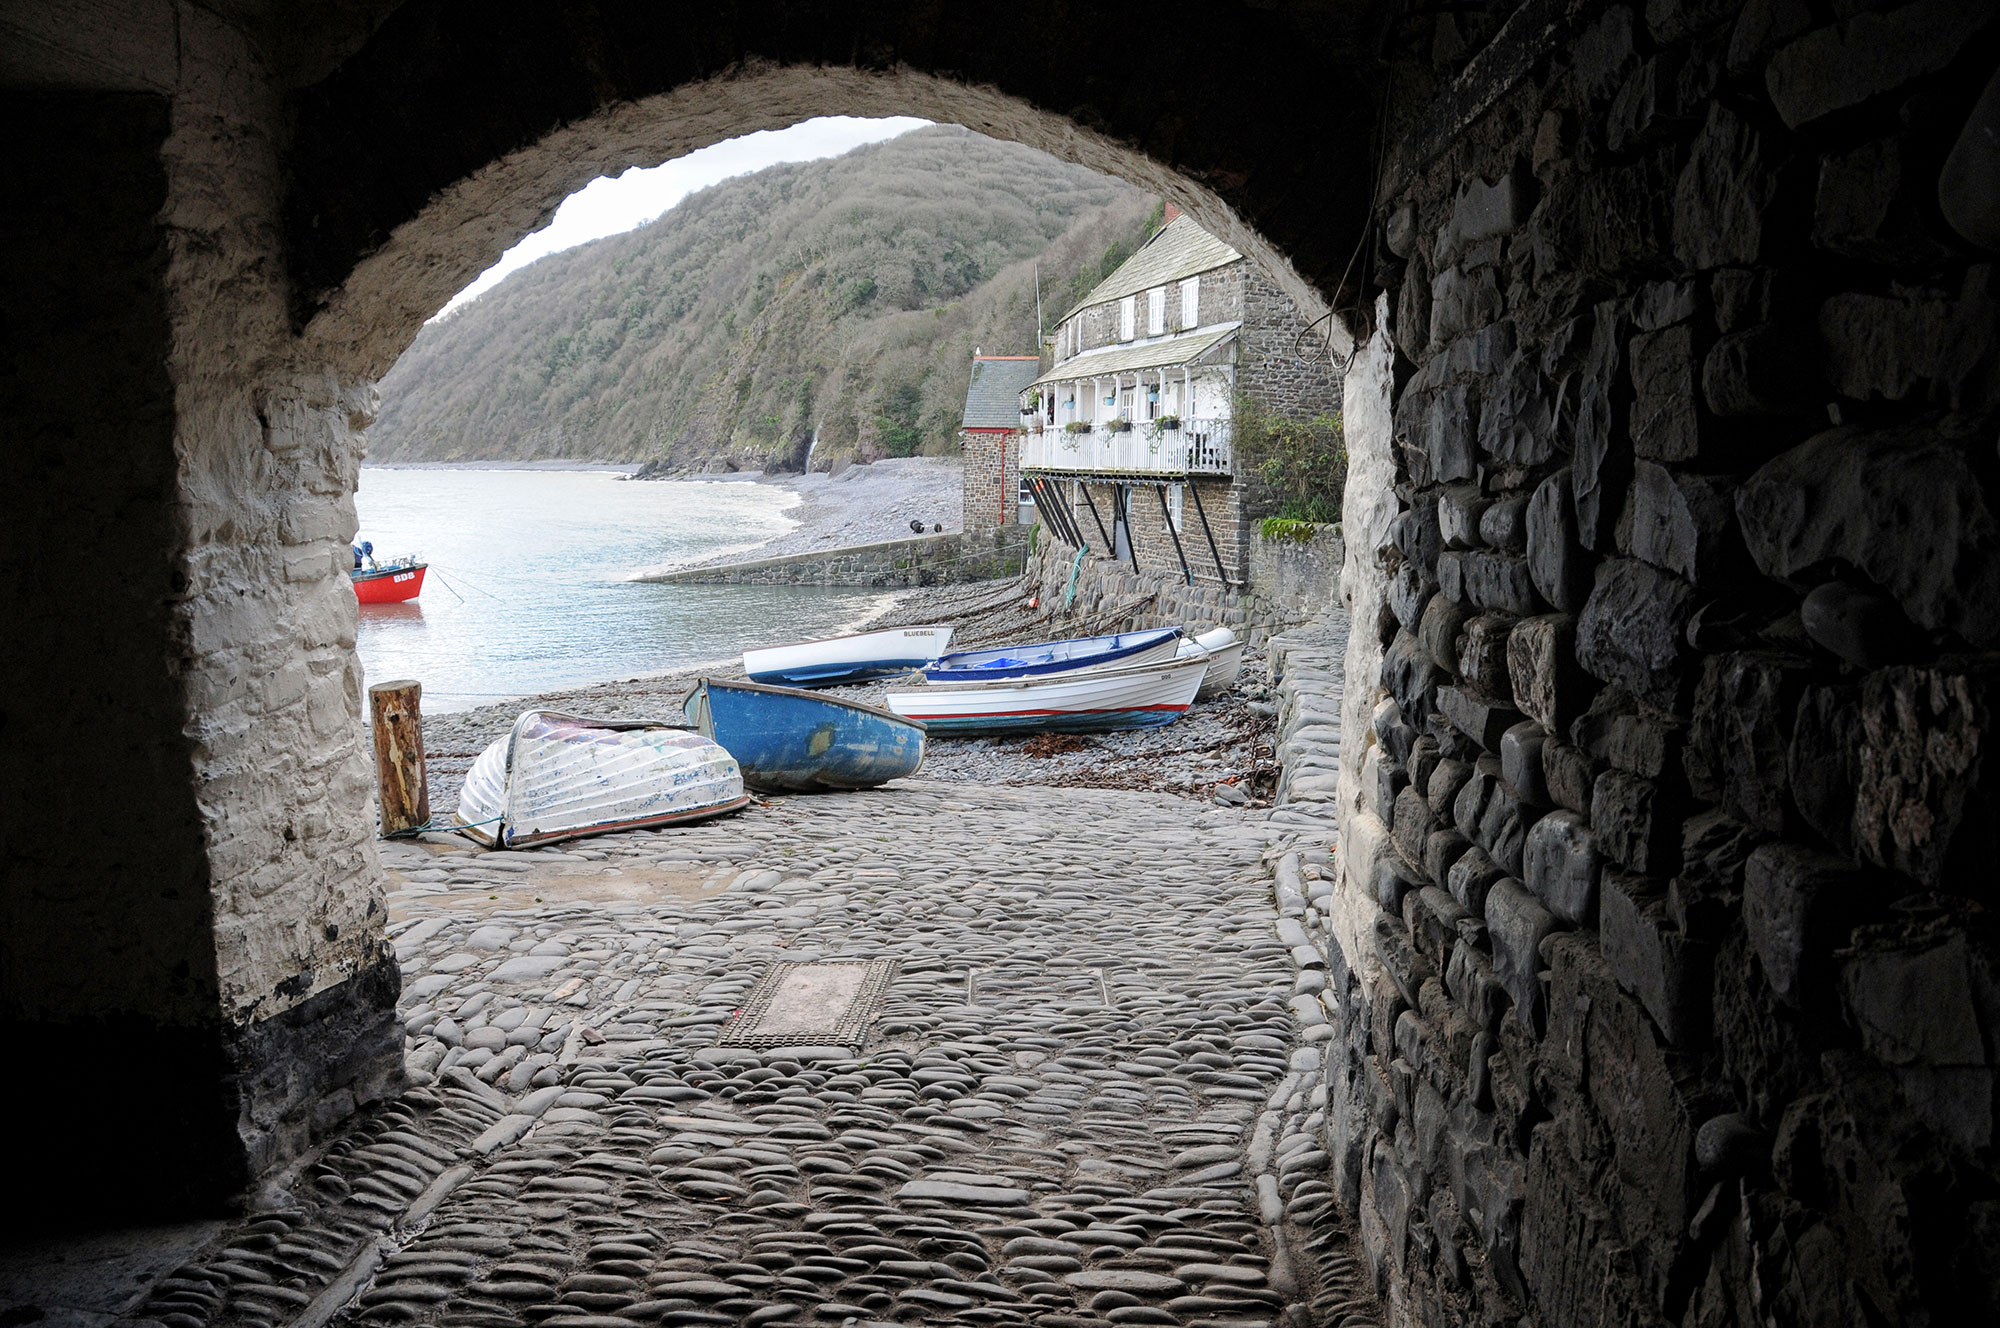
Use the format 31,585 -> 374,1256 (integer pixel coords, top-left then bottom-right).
437,116 -> 930,316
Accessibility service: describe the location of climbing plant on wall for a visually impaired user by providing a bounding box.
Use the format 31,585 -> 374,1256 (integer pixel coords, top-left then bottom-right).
1232,395 -> 1346,524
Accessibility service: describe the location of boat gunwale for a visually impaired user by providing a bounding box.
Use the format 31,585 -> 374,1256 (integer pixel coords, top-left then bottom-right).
897,652 -> 1211,694
927,625 -> 1181,673
349,561 -> 427,582
497,792 -> 755,847
687,676 -> 929,730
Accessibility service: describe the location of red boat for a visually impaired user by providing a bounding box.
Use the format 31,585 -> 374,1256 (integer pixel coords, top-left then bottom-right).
350,561 -> 426,604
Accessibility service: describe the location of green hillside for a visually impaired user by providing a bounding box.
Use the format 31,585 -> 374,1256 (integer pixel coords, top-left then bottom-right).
367,126 -> 1156,471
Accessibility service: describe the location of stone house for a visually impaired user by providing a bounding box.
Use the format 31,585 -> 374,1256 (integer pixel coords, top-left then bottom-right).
1017,207 -> 1342,585
956,353 -> 1040,531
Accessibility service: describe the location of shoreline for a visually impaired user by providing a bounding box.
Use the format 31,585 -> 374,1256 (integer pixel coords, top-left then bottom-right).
364,456 -> 967,577
413,577 -> 1278,813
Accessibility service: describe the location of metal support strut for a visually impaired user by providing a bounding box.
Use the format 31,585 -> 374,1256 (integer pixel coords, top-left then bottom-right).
1030,477 -> 1084,551
1075,482 -> 1115,552
1184,477 -> 1230,586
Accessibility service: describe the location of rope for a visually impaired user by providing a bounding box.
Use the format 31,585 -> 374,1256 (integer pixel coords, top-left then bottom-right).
380,813 -> 500,841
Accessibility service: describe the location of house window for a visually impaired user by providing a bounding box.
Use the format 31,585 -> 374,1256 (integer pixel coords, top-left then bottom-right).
1120,296 -> 1136,341
1180,277 -> 1199,328
1147,287 -> 1165,336
1168,484 -> 1184,533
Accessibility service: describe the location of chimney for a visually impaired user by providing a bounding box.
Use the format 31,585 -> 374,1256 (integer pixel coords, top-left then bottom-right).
1162,200 -> 1182,225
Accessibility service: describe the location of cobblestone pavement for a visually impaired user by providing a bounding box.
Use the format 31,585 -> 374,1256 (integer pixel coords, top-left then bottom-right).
118,778 -> 1374,1328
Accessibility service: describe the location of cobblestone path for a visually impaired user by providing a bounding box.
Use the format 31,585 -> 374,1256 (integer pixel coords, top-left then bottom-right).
124,781 -> 1372,1328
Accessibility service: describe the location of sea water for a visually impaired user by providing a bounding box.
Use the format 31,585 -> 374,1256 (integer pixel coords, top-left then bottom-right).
353,467 -> 896,713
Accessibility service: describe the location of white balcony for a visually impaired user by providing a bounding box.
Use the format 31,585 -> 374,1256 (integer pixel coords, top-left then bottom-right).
1019,417 -> 1232,477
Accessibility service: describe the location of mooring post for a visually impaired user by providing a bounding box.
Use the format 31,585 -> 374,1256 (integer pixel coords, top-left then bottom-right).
370,679 -> 429,837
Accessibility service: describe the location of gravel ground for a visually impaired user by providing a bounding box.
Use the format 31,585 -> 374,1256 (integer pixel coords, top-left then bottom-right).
661,458 -> 967,572
415,575 -> 1279,817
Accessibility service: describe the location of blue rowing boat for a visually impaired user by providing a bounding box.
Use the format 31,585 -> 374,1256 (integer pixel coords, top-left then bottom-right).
683,678 -> 928,792
924,626 -> 1183,680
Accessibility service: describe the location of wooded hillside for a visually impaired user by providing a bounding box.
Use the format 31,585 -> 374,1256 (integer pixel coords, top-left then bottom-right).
367,126 -> 1155,470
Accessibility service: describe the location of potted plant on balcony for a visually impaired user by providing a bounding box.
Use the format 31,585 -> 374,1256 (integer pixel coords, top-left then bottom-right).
1157,414 -> 1181,431
1064,420 -> 1093,434
1108,418 -> 1133,433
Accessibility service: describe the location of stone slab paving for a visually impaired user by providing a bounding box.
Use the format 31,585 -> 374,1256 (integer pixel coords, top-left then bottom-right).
115,779 -> 1377,1328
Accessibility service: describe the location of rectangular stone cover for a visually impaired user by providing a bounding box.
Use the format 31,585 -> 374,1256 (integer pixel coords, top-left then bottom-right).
717,959 -> 900,1048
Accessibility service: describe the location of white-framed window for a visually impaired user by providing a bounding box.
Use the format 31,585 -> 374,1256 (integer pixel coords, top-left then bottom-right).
1180,276 -> 1199,328
1168,483 -> 1184,532
1119,296 -> 1136,341
1147,287 -> 1166,335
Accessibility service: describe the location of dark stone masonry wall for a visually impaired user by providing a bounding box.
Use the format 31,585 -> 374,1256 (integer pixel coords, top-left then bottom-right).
1332,2 -> 2000,1326
961,430 -> 1022,532
1239,266 -> 1347,421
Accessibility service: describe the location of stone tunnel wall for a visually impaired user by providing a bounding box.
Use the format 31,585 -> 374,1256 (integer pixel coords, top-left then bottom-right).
1,9 -> 403,1228
1327,2 -> 2000,1326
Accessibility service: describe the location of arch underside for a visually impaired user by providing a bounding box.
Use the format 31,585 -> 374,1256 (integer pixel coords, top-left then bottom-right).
284,0 -> 1388,377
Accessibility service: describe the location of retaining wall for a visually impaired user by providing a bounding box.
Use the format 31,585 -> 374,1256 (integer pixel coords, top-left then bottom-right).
1025,520 -> 1346,645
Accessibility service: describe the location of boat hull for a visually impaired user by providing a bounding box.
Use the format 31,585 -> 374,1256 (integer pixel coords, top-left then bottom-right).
1179,627 -> 1246,700
351,563 -> 426,603
885,655 -> 1208,737
685,678 -> 926,792
743,625 -> 954,688
455,711 -> 749,848
925,626 -> 1182,680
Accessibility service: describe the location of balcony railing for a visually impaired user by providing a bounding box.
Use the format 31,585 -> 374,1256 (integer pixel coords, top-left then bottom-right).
1019,417 -> 1232,476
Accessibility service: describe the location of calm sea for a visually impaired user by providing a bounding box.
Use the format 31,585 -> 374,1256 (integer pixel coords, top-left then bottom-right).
353,467 -> 896,713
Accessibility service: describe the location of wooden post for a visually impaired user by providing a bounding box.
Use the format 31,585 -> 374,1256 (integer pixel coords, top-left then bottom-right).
370,680 -> 430,837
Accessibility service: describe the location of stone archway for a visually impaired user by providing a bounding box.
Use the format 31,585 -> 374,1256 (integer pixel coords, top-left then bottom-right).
1,0 -> 1380,1235
9,3 -> 2000,1327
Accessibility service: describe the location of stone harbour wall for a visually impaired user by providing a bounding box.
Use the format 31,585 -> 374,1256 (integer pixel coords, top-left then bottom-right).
1325,2 -> 2000,1327
1249,521 -> 1347,622
647,526 -> 1032,589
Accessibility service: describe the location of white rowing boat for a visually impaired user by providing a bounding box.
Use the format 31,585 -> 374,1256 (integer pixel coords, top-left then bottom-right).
1178,626 -> 1246,700
925,626 -> 1182,679
743,625 -> 954,688
884,654 -> 1209,736
455,711 -> 750,849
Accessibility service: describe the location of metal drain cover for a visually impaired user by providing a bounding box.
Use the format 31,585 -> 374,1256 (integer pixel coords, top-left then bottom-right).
717,958 -> 900,1048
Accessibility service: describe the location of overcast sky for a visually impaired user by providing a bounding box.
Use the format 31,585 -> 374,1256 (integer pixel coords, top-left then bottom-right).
437,116 -> 930,316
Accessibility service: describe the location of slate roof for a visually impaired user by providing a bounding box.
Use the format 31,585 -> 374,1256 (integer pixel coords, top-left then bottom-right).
1031,324 -> 1239,388
1065,215 -> 1242,318
960,357 -> 1041,429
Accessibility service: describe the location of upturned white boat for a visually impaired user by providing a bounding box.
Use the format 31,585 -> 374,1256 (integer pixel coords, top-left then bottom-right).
743,625 -> 954,688
455,711 -> 750,849
1177,626 -> 1246,700
884,654 -> 1209,736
